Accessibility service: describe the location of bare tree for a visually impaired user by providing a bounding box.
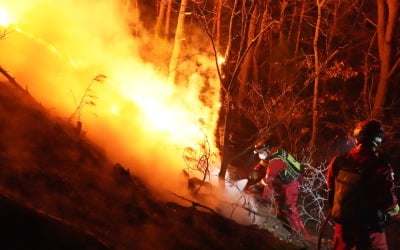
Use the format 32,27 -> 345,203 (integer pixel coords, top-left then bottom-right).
238,1 -> 259,104
294,0 -> 306,57
212,0 -> 224,53
164,0 -> 173,37
155,0 -> 168,37
278,0 -> 288,43
168,0 -> 188,84
372,0 -> 400,119
183,131 -> 215,194
362,32 -> 377,116
252,2 -> 271,82
310,0 -> 327,147
217,1 -> 279,184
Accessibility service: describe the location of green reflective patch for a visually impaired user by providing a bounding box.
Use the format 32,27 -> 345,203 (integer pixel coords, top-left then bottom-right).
287,154 -> 301,170
388,204 -> 400,217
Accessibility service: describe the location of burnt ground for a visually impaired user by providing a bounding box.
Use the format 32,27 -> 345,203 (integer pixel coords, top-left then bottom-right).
0,81 -> 306,250
0,192 -> 108,250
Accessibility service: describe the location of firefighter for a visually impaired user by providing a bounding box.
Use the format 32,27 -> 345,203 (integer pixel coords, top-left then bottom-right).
326,119 -> 400,250
246,140 -> 309,237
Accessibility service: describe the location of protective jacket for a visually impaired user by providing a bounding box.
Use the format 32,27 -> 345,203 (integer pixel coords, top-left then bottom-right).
254,148 -> 303,184
327,146 -> 399,250
254,148 -> 308,236
327,147 -> 398,227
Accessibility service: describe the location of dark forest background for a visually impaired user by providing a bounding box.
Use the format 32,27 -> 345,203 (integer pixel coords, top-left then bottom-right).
135,0 -> 400,180
0,1 -> 399,248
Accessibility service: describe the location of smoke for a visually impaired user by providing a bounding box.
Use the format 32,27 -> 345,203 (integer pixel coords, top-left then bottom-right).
0,0 -> 221,194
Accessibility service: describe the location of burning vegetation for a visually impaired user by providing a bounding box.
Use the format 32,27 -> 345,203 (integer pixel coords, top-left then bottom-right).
0,0 -> 400,249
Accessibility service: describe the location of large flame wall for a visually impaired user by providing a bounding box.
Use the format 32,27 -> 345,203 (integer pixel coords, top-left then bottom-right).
0,0 -> 221,192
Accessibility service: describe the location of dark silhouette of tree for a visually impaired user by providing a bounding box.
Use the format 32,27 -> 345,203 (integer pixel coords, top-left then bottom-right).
373,0 -> 400,119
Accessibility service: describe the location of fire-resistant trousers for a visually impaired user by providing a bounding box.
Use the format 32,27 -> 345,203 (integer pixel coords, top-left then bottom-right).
332,223 -> 388,250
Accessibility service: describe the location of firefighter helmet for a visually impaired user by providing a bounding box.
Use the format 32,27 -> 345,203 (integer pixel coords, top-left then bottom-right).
254,139 -> 269,152
254,139 -> 269,159
353,120 -> 384,147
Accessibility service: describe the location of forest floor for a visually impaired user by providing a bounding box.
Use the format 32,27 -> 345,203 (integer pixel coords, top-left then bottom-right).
0,81 -> 313,249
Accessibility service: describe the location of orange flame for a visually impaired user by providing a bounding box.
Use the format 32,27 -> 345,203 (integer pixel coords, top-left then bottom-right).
0,6 -> 13,27
0,0 -> 221,187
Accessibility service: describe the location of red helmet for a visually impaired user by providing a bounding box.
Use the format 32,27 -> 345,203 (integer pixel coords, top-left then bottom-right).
254,139 -> 269,152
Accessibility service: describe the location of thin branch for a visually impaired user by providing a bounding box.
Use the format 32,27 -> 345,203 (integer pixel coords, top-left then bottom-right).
169,191 -> 218,214
389,56 -> 400,78
228,20 -> 279,91
0,66 -> 25,92
194,5 -> 226,95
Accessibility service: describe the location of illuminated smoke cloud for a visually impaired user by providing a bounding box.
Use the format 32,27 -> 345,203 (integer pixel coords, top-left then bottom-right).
0,0 -> 221,193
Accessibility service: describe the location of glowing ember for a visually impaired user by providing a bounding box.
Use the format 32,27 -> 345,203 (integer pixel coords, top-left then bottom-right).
217,55 -> 225,65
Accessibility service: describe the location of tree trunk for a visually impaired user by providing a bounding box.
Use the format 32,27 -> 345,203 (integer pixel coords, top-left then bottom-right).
224,0 -> 239,61
123,0 -> 140,36
288,1 -> 298,40
326,0 -> 339,52
310,0 -> 326,147
372,0 -> 400,119
168,0 -> 188,84
164,0 -> 173,38
212,0 -> 223,53
218,1 -> 275,183
279,0 -> 288,43
155,0 -> 167,37
238,2 -> 259,104
294,0 -> 306,57
253,2 -> 270,82
362,32 -> 377,116
218,0 -> 241,184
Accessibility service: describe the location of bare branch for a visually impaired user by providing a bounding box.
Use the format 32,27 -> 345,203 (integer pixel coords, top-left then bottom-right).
194,6 -> 226,95
169,191 -> 218,214
389,56 -> 400,78
0,66 -> 25,92
69,74 -> 106,123
228,20 -> 279,91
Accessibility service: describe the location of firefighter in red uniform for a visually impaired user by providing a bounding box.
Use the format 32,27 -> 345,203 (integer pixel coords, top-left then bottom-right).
246,140 -> 309,237
327,120 -> 400,250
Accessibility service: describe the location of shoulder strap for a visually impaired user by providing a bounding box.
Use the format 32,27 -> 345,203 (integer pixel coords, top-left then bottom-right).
269,149 -> 302,172
268,148 -> 285,160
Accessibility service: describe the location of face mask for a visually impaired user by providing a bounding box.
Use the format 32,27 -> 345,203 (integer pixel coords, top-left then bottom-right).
258,152 -> 268,160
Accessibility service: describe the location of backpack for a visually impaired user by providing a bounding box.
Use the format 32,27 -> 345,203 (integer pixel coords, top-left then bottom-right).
269,149 -> 303,184
331,152 -> 386,227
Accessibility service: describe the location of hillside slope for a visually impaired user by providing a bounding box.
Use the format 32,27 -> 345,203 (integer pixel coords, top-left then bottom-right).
0,81 -> 301,250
